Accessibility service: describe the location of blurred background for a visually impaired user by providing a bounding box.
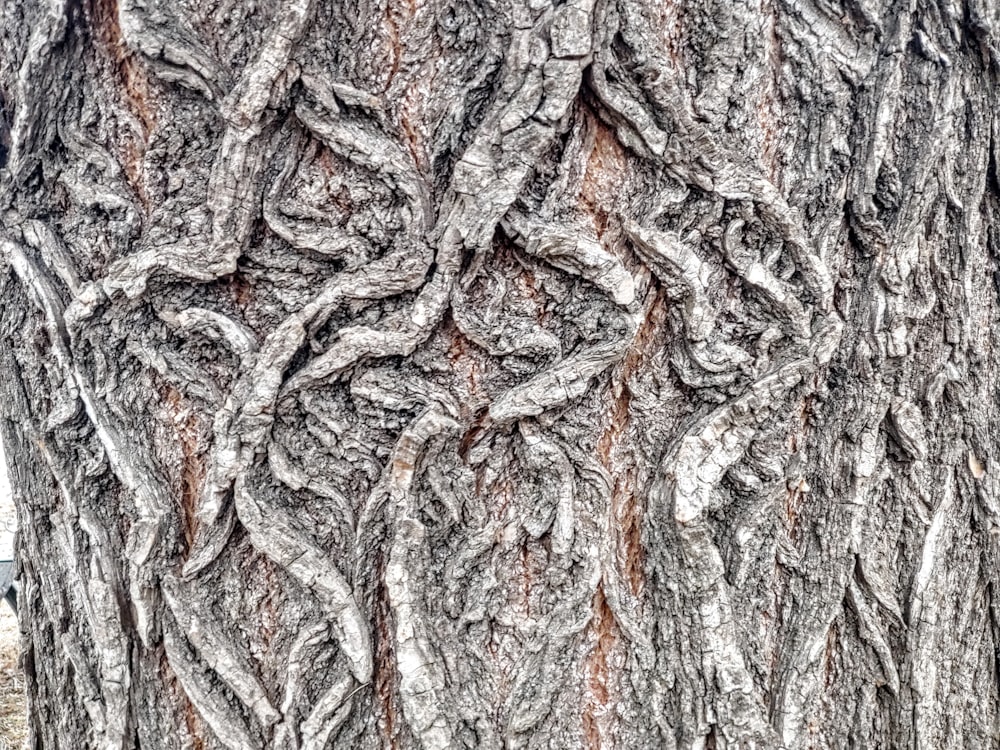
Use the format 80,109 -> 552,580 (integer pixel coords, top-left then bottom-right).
0,442 -> 24,748
0,441 -> 13,558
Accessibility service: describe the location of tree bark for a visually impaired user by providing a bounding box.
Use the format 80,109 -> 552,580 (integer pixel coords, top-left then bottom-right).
2,0 -> 1000,747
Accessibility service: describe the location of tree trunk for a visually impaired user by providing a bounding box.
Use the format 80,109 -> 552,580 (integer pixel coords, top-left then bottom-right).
2,0 -> 999,747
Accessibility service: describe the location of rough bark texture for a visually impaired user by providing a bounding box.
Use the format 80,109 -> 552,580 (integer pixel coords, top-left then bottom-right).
2,0 -> 1000,747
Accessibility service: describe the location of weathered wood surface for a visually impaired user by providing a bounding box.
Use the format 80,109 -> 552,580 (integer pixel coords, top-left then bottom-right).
2,0 -> 1000,747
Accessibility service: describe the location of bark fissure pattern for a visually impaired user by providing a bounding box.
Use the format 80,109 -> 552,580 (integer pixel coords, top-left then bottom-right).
2,0 -> 1000,748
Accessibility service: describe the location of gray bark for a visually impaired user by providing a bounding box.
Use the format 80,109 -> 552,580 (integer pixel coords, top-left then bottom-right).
1,0 -> 999,747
